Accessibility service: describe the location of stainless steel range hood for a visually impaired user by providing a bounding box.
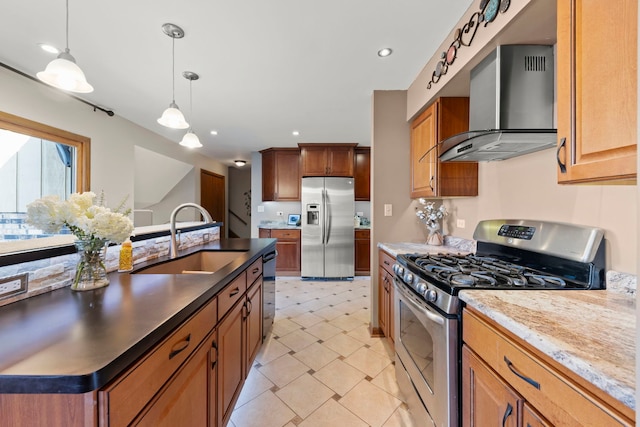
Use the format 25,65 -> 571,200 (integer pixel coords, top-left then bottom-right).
439,45 -> 556,162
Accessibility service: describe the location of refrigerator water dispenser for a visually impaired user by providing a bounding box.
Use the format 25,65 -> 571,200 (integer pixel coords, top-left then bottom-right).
306,205 -> 319,225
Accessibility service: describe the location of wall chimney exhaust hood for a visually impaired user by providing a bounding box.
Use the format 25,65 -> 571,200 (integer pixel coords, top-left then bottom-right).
439,45 -> 556,162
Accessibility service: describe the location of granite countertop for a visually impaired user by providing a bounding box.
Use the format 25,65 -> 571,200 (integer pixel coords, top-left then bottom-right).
0,238 -> 276,394
459,283 -> 636,411
378,236 -> 476,257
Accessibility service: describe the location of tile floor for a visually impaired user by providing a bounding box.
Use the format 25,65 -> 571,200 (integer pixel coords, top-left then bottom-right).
229,277 -> 416,427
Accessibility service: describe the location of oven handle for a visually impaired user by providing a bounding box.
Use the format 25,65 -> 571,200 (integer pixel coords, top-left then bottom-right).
393,277 -> 444,326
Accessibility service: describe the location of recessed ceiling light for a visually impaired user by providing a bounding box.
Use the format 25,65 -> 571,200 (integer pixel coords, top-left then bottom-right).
377,48 -> 393,57
38,43 -> 60,54
210,130 -> 218,135
292,130 -> 300,136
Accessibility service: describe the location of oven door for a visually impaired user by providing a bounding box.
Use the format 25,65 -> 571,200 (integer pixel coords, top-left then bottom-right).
394,277 -> 458,427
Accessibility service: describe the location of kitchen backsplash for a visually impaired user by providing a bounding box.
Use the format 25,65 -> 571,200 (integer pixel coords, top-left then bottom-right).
0,226 -> 220,307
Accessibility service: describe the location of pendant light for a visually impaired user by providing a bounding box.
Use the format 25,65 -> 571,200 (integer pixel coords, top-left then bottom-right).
37,0 -> 93,93
179,71 -> 202,148
157,23 -> 189,130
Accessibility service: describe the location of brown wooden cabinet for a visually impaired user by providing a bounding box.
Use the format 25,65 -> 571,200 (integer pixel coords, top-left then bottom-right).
410,98 -> 478,198
259,228 -> 301,275
260,148 -> 301,201
462,308 -> 634,427
354,147 -> 370,201
377,249 -> 395,344
299,143 -> 357,177
556,0 -> 637,184
354,228 -> 370,275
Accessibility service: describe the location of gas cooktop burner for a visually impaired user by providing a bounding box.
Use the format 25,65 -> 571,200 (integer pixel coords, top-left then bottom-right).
402,253 -> 585,291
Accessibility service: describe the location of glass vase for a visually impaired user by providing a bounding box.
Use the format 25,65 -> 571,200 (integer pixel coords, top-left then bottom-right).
427,229 -> 444,246
72,238 -> 110,291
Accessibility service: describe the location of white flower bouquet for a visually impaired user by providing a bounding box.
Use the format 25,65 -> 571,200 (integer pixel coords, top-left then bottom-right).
416,199 -> 448,246
26,191 -> 134,291
26,191 -> 134,243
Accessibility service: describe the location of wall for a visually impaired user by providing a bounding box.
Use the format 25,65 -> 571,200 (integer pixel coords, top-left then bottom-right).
0,66 -> 227,223
228,166 -> 252,238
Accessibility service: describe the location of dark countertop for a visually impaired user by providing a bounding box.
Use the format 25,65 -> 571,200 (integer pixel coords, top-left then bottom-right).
0,238 -> 276,394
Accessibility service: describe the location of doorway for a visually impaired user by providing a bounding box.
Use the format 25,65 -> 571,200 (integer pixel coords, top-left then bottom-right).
200,169 -> 225,237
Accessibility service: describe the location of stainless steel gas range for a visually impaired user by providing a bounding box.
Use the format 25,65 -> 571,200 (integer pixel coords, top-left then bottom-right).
392,219 -> 606,427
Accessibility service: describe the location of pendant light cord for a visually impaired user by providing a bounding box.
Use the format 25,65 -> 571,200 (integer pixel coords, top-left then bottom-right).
65,0 -> 70,52
171,36 -> 176,103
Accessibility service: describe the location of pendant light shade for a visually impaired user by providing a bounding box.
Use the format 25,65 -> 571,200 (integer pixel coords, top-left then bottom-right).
157,23 -> 189,129
179,131 -> 202,148
37,0 -> 93,93
179,71 -> 202,148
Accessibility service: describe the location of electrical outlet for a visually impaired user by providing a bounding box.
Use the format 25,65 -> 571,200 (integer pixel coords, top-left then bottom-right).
203,232 -> 210,242
276,211 -> 283,216
357,211 -> 364,217
457,219 -> 466,229
257,205 -> 265,213
0,273 -> 27,299
384,204 -> 392,216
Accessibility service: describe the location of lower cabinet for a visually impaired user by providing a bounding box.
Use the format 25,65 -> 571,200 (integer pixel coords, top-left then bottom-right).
462,308 -> 634,427
259,228 -> 301,275
377,249 -> 395,344
354,228 -> 370,275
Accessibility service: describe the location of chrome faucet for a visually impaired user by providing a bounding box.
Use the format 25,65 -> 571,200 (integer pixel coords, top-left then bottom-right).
169,203 -> 214,259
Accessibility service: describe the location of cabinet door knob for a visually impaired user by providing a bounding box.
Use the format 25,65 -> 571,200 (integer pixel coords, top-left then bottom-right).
557,137 -> 568,173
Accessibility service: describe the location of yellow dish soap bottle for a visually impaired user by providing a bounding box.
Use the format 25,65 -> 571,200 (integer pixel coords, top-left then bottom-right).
118,239 -> 133,272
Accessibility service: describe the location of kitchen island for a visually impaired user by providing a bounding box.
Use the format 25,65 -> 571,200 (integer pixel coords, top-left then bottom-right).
0,237 -> 276,426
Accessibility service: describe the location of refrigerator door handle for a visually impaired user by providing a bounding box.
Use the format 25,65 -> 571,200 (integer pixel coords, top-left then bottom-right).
321,189 -> 326,245
325,190 -> 332,245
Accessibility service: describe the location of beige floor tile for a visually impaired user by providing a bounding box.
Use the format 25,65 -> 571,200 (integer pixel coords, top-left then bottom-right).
371,363 -> 403,400
351,307 -> 372,322
348,324 -> 385,346
329,314 -> 367,332
258,353 -> 310,388
368,337 -> 395,359
275,373 -> 335,419
298,399 -> 369,427
339,380 -> 402,427
277,328 -> 319,352
292,342 -> 340,371
290,312 -> 325,328
297,297 -> 328,311
230,390 -> 296,427
322,332 -> 365,357
312,305 -> 345,321
271,317 -> 302,337
344,346 -> 392,378
277,304 -> 310,318
382,404 -> 417,427
303,321 -> 343,341
234,369 -> 274,408
313,358 -> 367,396
255,335 -> 292,365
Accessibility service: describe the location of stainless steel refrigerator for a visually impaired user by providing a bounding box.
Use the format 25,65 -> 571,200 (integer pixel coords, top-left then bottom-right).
301,177 -> 354,279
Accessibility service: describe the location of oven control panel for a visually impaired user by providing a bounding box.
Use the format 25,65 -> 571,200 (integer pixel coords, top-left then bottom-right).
498,224 -> 535,240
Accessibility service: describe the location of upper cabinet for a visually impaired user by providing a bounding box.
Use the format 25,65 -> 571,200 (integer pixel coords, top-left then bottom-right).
556,0 -> 637,184
410,97 -> 478,198
299,143 -> 357,177
354,147 -> 371,201
260,148 -> 301,201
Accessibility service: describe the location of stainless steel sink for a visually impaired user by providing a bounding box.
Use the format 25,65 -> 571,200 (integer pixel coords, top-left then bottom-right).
133,251 -> 246,274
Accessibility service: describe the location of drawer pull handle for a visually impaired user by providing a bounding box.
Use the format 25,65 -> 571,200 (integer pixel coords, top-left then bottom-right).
211,339 -> 218,369
169,333 -> 191,359
252,267 -> 260,274
504,356 -> 540,389
229,287 -> 240,297
557,137 -> 567,173
247,299 -> 253,315
502,403 -> 513,427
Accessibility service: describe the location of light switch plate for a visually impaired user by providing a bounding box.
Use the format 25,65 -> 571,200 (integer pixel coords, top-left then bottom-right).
457,219 -> 466,228
257,205 -> 265,213
384,204 -> 392,216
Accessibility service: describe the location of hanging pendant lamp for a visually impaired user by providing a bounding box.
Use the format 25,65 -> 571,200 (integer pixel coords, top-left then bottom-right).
37,0 -> 93,93
157,23 -> 189,129
179,71 -> 202,148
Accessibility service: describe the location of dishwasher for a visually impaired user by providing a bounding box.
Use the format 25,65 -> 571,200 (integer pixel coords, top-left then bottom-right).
262,249 -> 277,339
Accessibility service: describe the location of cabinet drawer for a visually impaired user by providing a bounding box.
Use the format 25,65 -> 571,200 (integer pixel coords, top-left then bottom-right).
99,297 -> 217,427
247,257 -> 262,285
271,229 -> 300,239
378,249 -> 395,274
355,228 -> 370,239
218,271 -> 247,320
463,309 -> 632,427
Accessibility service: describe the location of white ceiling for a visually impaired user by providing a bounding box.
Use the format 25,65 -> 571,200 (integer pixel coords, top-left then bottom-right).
0,0 -> 474,166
